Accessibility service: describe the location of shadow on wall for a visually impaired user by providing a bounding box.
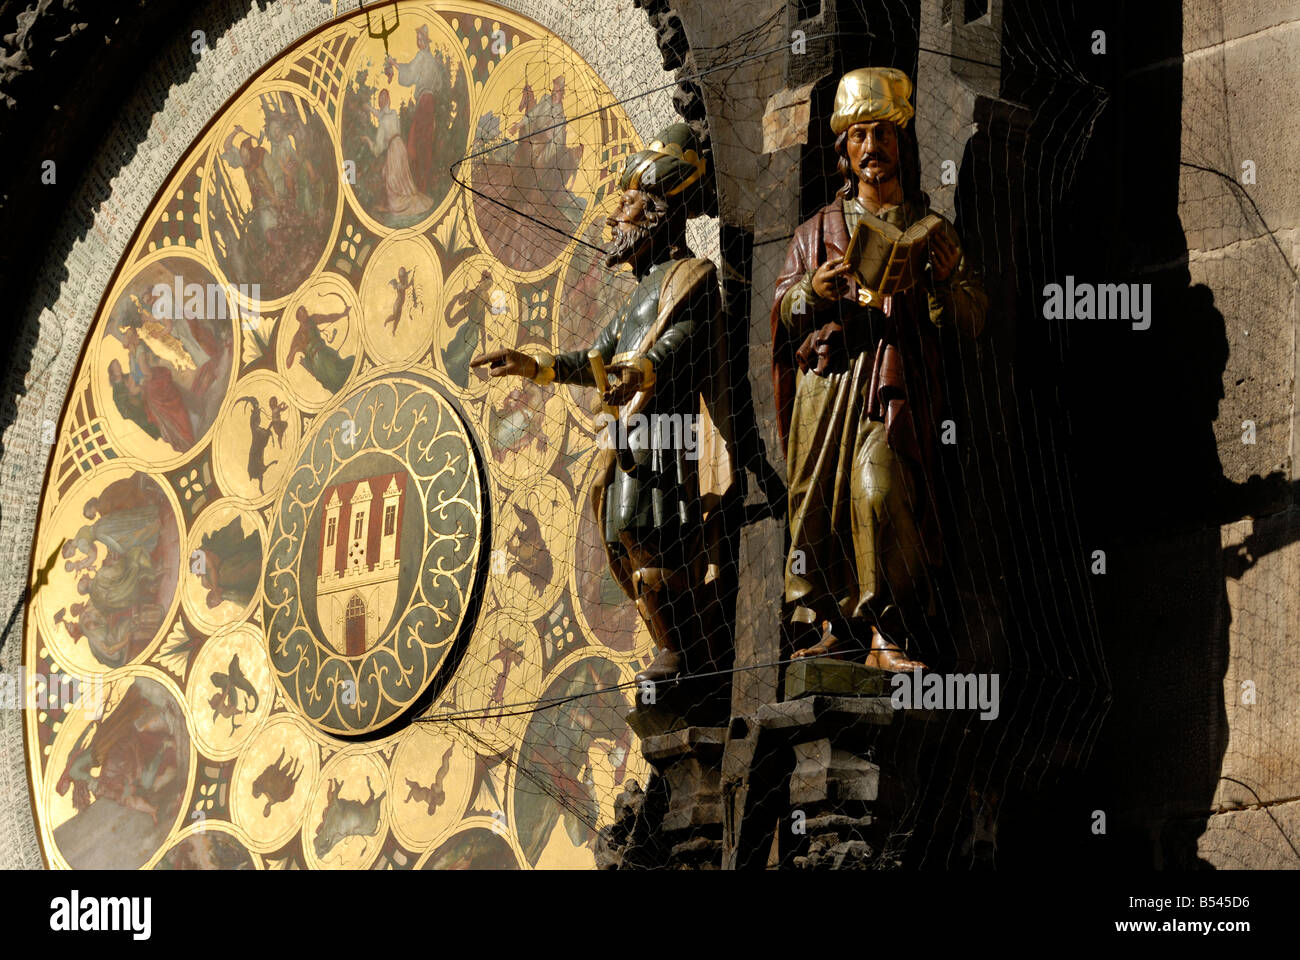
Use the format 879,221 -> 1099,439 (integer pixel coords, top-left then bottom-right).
1003,0 -> 1296,869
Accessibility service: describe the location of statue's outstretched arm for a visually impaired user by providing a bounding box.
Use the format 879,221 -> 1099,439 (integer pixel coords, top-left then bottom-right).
553,312 -> 622,387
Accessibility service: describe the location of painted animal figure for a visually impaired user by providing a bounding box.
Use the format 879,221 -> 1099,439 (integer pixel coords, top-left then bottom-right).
314,777 -> 386,860
251,748 -> 302,817
404,746 -> 453,816
235,396 -> 277,493
208,653 -> 259,733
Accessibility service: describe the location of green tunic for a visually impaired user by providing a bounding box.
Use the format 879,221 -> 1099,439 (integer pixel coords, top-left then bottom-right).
302,325 -> 352,394
553,256 -> 717,554
443,296 -> 486,389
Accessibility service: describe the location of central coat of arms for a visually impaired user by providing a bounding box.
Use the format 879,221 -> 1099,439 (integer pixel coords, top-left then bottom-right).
315,470 -> 409,656
264,377 -> 483,735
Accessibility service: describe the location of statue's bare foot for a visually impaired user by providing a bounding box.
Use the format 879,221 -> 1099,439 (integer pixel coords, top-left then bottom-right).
862,627 -> 928,672
791,643 -> 829,659
792,621 -> 865,661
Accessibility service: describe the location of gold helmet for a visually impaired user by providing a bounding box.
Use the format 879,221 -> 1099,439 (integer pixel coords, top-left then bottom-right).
618,122 -> 709,217
830,67 -> 914,134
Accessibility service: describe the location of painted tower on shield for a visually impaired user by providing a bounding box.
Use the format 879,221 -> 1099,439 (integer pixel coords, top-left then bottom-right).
316,471 -> 407,655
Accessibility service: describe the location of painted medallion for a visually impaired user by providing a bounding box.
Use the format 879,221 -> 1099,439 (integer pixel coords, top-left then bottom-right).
26,0 -> 653,871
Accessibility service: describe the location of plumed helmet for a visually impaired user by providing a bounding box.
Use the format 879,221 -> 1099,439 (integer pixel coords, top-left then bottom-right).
830,67 -> 914,134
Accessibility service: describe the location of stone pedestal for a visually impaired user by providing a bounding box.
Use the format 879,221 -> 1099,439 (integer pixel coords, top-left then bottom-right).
624,673 -> 732,739
791,738 -> 880,805
722,695 -> 926,869
596,725 -> 728,869
643,726 -> 727,866
784,658 -> 888,699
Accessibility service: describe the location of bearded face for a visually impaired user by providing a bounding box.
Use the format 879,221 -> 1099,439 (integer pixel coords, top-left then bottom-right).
603,189 -> 667,269
603,220 -> 655,269
845,120 -> 900,186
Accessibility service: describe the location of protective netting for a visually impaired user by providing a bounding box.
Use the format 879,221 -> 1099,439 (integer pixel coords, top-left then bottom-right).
409,0 -> 1118,869
16,0 -> 1297,871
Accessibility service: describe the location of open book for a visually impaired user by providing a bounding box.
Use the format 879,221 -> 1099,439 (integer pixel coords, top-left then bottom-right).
843,212 -> 944,305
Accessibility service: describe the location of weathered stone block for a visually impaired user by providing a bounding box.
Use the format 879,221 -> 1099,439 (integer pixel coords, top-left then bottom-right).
624,700 -> 688,739
637,726 -> 727,838
640,725 -> 728,767
756,695 -> 897,742
625,674 -> 730,739
1216,512 -> 1300,810
1192,232 -> 1298,485
661,756 -> 725,833
793,838 -> 875,870
1197,798 -> 1300,870
784,657 -> 888,699
790,739 -> 880,805
1184,1 -> 1299,54
1180,23 -> 1300,252
762,81 -> 816,153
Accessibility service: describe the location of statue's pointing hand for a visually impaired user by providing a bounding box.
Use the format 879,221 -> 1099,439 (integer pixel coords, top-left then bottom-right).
470,348 -> 537,379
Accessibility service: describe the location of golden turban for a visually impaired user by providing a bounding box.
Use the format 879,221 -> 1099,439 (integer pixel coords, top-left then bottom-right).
830,67 -> 914,134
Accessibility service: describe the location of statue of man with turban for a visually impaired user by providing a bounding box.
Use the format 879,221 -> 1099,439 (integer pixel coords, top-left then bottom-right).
771,68 -> 987,670
473,123 -> 738,688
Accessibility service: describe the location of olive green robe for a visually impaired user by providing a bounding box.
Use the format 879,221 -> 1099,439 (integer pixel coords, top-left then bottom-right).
773,198 -> 986,635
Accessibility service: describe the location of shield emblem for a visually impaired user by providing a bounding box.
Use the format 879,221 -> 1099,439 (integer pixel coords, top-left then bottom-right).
313,471 -> 408,655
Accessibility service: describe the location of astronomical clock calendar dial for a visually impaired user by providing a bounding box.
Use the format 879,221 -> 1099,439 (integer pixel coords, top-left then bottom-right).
24,0 -> 654,870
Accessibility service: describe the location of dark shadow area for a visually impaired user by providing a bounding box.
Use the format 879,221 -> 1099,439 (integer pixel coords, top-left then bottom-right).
1057,0 -> 1230,870
999,0 -> 1294,869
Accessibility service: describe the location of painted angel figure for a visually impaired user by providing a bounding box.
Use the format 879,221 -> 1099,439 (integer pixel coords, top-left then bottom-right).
384,265 -> 419,332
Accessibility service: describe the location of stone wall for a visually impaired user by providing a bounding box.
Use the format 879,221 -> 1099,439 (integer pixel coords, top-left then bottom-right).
1051,0 -> 1300,868
1181,1 -> 1300,866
